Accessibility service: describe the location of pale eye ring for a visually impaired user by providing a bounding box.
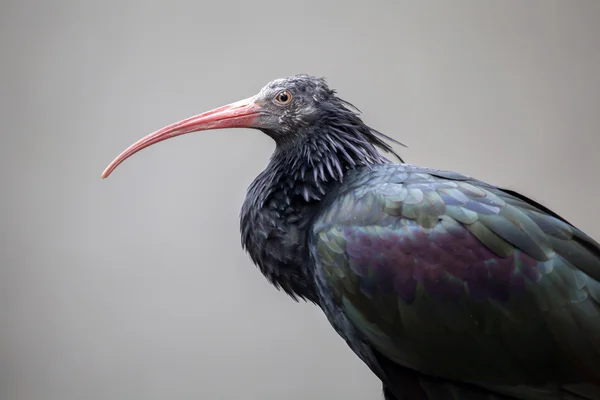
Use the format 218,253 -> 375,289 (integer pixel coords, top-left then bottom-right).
274,90 -> 292,105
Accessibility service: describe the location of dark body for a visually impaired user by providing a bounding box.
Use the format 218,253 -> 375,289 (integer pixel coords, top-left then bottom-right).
104,75 -> 600,400
242,155 -> 600,400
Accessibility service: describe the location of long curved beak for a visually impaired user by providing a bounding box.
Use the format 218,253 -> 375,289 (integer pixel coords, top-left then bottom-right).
102,95 -> 259,179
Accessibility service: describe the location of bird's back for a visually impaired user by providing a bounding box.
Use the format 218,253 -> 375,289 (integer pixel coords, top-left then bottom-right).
310,163 -> 600,400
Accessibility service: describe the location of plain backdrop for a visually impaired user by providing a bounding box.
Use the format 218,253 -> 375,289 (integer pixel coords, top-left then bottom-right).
2,1 -> 600,399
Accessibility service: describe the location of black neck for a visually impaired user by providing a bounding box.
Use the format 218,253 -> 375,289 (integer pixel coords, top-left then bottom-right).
240,122 -> 399,302
265,121 -> 397,202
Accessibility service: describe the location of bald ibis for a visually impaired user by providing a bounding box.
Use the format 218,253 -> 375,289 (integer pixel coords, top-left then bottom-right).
103,75 -> 600,400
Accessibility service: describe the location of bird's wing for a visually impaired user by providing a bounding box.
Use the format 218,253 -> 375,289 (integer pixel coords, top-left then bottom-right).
311,165 -> 600,400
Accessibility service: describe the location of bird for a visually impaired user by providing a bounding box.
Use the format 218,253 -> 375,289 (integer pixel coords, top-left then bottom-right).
102,74 -> 600,400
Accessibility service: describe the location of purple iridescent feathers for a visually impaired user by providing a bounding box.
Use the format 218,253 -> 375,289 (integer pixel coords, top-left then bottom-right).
311,164 -> 600,395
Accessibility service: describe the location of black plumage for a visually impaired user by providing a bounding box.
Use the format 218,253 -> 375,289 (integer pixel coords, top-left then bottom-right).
103,74 -> 600,400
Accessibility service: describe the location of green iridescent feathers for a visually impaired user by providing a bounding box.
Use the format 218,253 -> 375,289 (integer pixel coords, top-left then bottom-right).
312,165 -> 600,395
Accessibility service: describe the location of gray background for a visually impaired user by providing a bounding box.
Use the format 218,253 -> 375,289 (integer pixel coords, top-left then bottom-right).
2,1 -> 600,399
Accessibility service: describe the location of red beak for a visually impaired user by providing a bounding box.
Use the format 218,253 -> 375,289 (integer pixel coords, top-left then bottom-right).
102,95 -> 259,179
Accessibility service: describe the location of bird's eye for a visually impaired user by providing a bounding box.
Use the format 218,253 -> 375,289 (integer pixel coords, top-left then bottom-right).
274,90 -> 292,105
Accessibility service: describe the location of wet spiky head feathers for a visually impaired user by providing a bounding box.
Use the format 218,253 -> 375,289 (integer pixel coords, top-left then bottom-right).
252,74 -> 404,202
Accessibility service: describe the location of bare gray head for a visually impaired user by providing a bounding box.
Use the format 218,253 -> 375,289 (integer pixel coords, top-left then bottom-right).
252,74 -> 403,153
252,74 -> 337,141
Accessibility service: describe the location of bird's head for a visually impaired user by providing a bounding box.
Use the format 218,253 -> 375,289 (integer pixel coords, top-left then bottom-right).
249,74 -> 351,141
102,74 -> 401,179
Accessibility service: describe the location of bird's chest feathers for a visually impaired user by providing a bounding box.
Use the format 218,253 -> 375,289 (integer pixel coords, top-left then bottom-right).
239,138 -> 385,303
240,183 -> 321,304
